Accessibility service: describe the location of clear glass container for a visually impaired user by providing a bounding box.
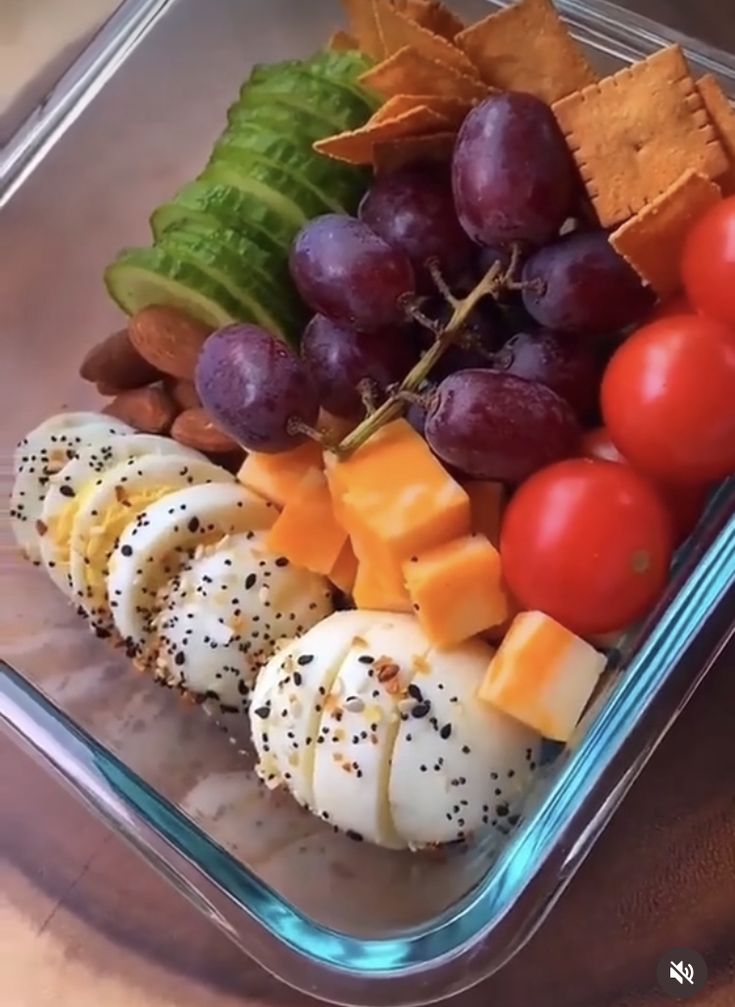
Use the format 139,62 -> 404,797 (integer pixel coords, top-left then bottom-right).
1,2 -> 734,1004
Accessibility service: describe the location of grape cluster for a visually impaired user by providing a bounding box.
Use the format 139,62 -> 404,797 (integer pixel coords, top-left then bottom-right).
196,92 -> 655,478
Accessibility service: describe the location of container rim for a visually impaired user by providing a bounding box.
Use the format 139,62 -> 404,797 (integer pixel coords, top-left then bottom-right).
2,1 -> 735,1004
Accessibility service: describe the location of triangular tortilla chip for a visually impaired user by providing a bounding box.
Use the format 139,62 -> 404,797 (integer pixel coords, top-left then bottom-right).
376,2 -> 477,76
329,29 -> 359,52
394,0 -> 466,40
371,93 -> 472,128
341,0 -> 385,59
314,105 -> 451,164
373,131 -> 457,172
359,45 -> 489,102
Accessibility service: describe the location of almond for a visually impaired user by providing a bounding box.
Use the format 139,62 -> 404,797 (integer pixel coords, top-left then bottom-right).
80,329 -> 160,389
171,408 -> 239,454
103,387 -> 178,434
128,306 -> 213,380
166,378 -> 202,411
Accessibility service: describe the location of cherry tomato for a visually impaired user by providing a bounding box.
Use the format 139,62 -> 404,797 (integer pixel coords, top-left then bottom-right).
601,315 -> 735,484
501,459 -> 673,636
582,427 -> 709,545
682,197 -> 735,324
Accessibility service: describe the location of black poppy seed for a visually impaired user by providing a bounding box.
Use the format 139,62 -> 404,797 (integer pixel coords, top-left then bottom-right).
297,654 -> 314,666
496,803 -> 509,817
358,655 -> 374,665
245,573 -> 257,589
529,761 -> 537,771
420,764 -> 427,773
407,683 -> 423,701
346,830 -> 363,842
275,557 -> 288,567
494,787 -> 502,796
507,769 -> 515,778
491,771 -> 498,780
412,701 -> 430,719
461,745 -> 471,755
120,544 -> 133,557
254,705 -> 270,719
59,484 -> 75,498
439,723 -> 452,740
293,671 -> 303,686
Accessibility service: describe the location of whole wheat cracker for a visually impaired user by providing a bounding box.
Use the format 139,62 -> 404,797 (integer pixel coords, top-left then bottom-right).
553,46 -> 728,227
610,170 -> 722,297
455,0 -> 598,105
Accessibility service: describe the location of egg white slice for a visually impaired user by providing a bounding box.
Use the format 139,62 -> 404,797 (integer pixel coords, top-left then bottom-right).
10,418 -> 134,564
39,434 -> 205,596
311,614 -> 431,849
12,412 -> 132,473
107,482 -> 279,657
148,531 -> 333,713
389,641 -> 542,849
250,610 -> 376,809
69,454 -> 231,635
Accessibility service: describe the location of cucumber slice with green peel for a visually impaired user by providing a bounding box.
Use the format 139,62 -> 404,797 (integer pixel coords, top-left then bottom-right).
239,74 -> 372,134
104,247 -> 248,328
212,129 -> 366,213
309,50 -> 379,108
226,101 -> 339,147
150,181 -> 298,252
158,228 -> 302,342
200,159 -> 330,226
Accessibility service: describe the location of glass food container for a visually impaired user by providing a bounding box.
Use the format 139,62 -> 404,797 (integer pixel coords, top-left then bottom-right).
1,1 -> 734,1003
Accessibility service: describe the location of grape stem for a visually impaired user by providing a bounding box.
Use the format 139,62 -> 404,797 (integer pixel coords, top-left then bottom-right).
334,260 -> 506,456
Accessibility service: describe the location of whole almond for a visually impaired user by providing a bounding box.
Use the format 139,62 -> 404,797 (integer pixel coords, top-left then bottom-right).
171,408 -> 239,454
80,329 -> 160,389
128,306 -> 213,380
103,386 -> 178,434
166,378 -> 202,411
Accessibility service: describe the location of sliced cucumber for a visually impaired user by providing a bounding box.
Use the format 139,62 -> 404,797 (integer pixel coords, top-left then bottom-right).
226,101 -> 339,148
212,128 -> 366,213
309,50 -> 379,109
239,73 -> 372,134
200,158 -> 330,226
104,247 -> 249,328
158,226 -> 305,342
150,180 -> 300,251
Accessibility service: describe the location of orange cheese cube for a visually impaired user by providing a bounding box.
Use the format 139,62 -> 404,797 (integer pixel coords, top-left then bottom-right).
266,468 -> 347,576
329,540 -> 359,595
465,480 -> 506,546
238,441 -> 322,509
353,555 -> 413,613
478,611 -> 607,742
403,534 -> 509,646
325,420 -> 470,561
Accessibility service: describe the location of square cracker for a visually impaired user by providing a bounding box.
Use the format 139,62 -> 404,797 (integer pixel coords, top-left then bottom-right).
314,105 -> 450,165
696,74 -> 735,194
455,0 -> 597,105
359,45 -> 489,102
373,131 -> 457,172
553,46 -> 729,227
341,0 -> 385,59
371,93 -> 472,128
375,2 -> 477,76
610,170 -> 722,297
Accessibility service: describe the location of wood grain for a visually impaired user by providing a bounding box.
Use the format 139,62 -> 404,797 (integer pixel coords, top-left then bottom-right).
3,1 -> 735,1005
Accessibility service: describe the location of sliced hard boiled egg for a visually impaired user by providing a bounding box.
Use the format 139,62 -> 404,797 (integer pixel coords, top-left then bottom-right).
39,434 -> 205,596
310,614 -> 431,849
250,610 -> 376,809
69,454 -> 231,635
10,416 -> 133,564
106,482 -> 278,657
389,639 -> 541,848
147,531 -> 333,714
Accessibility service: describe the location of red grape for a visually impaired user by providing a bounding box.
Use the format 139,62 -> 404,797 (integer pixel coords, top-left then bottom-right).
289,214 -> 415,332
452,93 -> 576,248
493,329 -> 602,420
195,324 -> 320,453
425,369 -> 581,484
522,231 -> 654,336
358,166 -> 475,288
302,314 -> 416,419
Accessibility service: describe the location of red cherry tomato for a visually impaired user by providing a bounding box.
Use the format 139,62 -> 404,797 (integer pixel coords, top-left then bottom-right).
683,197 -> 735,324
582,427 -> 709,545
601,315 -> 735,485
501,459 -> 674,636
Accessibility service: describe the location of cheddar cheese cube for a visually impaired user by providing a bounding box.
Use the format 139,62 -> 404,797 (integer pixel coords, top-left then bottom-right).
478,611 -> 607,742
403,534 -> 509,646
266,468 -> 347,576
238,441 -> 322,509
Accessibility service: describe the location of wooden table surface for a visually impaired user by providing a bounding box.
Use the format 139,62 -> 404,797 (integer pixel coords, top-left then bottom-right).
3,2 -> 735,1006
